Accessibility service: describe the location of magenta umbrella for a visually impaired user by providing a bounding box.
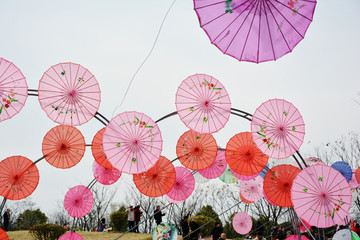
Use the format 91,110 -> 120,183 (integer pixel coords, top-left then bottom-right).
251,99 -> 305,159
291,165 -> 352,228
198,150 -> 227,179
194,0 -> 316,63
232,212 -> 252,235
64,185 -> 94,218
38,62 -> 101,126
166,167 -> 195,201
240,175 -> 264,202
59,232 -> 84,240
102,111 -> 163,174
92,161 -> 121,185
165,194 -> 185,204
175,74 -> 231,134
0,58 -> 28,122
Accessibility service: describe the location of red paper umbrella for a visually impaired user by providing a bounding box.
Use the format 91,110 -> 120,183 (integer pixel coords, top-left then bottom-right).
64,185 -> 94,218
226,132 -> 269,176
133,156 -> 176,197
0,58 -> 28,122
38,62 -> 101,126
0,228 -> 8,240
263,164 -> 301,207
175,73 -> 231,134
176,130 -> 218,170
355,166 -> 360,184
42,125 -> 86,169
91,128 -> 115,169
0,156 -> 39,200
93,161 -> 121,185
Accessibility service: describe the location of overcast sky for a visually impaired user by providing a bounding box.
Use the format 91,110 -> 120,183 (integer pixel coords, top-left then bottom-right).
0,0 -> 360,215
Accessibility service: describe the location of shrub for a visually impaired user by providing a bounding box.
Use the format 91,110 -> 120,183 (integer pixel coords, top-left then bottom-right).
191,215 -> 216,237
110,207 -> 128,232
18,209 -> 48,230
29,223 -> 66,240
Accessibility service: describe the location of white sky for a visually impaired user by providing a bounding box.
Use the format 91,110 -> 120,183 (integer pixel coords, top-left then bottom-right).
0,0 -> 360,215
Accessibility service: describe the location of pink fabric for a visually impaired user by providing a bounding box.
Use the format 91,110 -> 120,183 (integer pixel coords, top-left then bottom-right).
102,111 -> 163,174
232,212 -> 252,234
251,99 -> 305,159
194,0 -> 316,63
38,62 -> 101,126
0,58 -> 28,122
175,74 -> 231,134
291,165 -> 352,228
59,232 -> 84,240
64,185 -> 94,218
232,168 -> 259,180
92,161 -> 121,185
166,167 -> 195,201
198,150 -> 227,179
240,176 -> 263,202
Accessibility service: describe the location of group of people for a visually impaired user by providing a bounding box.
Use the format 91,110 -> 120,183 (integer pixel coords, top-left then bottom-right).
125,205 -> 143,233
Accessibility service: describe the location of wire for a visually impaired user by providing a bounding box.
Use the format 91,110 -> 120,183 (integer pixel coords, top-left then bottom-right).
111,0 -> 178,118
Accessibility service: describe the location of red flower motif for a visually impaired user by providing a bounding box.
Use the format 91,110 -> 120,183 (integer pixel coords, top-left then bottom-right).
4,104 -> 9,108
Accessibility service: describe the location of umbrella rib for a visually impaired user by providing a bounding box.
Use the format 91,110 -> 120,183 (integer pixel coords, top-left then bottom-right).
0,68 -> 20,85
256,1 -> 262,62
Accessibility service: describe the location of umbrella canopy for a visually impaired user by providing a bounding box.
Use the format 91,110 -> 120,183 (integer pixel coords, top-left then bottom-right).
356,167 -> 360,185
152,222 -> 178,240
193,171 -> 210,184
193,0 -> 316,63
59,232 -> 84,240
166,167 -> 195,201
198,150 -> 227,179
331,161 -> 352,182
240,191 -> 255,204
226,132 -> 269,176
38,62 -> 101,126
64,185 -> 94,218
0,228 -> 8,240
219,165 -> 238,184
232,212 -> 252,235
103,111 -> 163,174
232,168 -> 259,180
263,164 -> 301,207
176,130 -> 217,170
133,156 -> 176,197
349,171 -> 359,189
333,229 -> 360,240
175,73 -> 231,134
0,58 -> 28,122
42,125 -> 86,169
251,99 -> 305,159
291,165 -> 352,228
165,194 -> 185,204
305,157 -> 325,166
286,236 -> 309,240
92,161 -> 121,185
91,128 -> 115,169
240,176 -> 264,202
0,156 -> 39,200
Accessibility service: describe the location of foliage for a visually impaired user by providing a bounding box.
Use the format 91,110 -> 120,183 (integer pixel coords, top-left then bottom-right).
142,237 -> 153,240
18,209 -> 48,230
190,215 -> 215,237
110,206 -> 128,232
196,205 -> 221,225
29,223 -> 66,240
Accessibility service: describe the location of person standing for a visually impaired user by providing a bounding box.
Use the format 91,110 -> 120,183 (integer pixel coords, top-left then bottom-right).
126,206 -> 135,232
98,218 -> 106,232
181,212 -> 191,240
189,218 -> 199,240
211,222 -> 223,240
134,205 -> 142,233
219,233 -> 227,240
3,209 -> 10,231
154,206 -> 165,225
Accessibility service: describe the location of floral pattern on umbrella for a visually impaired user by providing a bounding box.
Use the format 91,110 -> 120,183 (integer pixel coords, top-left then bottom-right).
64,185 -> 94,218
175,73 -> 231,134
291,165 -> 352,228
103,111 -> 163,174
0,156 -> 39,200
38,62 -> 101,126
0,58 -> 28,122
152,222 -> 178,240
251,99 -> 305,159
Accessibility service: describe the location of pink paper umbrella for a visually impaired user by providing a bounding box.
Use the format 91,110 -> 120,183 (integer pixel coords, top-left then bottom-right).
251,99 -> 305,159
92,161 -> 121,185
175,74 -> 231,134
240,176 -> 264,202
198,150 -> 227,179
38,62 -> 101,126
194,0 -> 316,63
59,232 -> 83,240
291,165 -> 352,228
349,170 -> 360,189
165,194 -> 185,204
232,212 -> 252,235
286,236 -> 309,240
304,157 -> 325,166
166,167 -> 195,201
232,168 -> 259,180
0,58 -> 28,122
102,111 -> 163,174
64,185 -> 94,218
298,218 -> 311,233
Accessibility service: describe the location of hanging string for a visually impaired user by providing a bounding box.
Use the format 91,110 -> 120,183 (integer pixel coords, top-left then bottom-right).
112,0 -> 178,118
